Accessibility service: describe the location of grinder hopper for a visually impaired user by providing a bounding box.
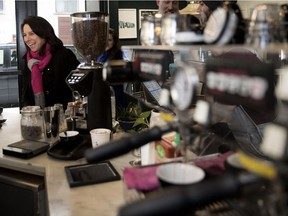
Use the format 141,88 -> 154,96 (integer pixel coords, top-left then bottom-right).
71,11 -> 109,68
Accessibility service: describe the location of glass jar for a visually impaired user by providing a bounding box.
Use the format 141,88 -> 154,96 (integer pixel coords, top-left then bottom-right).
21,106 -> 44,141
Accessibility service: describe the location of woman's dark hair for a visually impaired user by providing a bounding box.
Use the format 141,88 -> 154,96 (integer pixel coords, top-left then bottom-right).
108,28 -> 123,60
21,16 -> 63,56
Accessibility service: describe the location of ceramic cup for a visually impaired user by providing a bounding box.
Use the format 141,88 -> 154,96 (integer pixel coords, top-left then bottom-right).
90,128 -> 111,148
59,131 -> 79,142
156,162 -> 205,187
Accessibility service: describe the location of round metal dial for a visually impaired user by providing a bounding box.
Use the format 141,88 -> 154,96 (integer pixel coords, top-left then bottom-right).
170,64 -> 199,110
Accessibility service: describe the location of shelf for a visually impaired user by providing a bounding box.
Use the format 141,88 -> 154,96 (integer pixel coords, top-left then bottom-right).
122,43 -> 288,53
122,43 -> 288,66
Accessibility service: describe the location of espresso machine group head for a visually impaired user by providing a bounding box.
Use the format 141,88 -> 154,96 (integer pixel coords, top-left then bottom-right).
66,11 -> 112,131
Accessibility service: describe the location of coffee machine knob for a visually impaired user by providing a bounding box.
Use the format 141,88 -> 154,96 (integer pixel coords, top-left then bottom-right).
103,60 -> 138,85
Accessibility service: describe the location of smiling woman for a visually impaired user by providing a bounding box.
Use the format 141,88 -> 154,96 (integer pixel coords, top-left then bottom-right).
20,16 -> 80,109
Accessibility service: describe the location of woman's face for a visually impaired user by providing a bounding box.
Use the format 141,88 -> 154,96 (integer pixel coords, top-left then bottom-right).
23,24 -> 46,52
197,1 -> 211,26
106,33 -> 114,50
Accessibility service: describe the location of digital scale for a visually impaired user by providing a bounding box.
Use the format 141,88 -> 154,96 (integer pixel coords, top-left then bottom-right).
2,140 -> 50,159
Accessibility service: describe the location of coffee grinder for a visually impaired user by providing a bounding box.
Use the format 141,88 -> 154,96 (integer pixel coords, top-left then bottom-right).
66,12 -> 112,131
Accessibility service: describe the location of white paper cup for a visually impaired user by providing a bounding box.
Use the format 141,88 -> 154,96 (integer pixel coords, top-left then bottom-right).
90,128 -> 111,148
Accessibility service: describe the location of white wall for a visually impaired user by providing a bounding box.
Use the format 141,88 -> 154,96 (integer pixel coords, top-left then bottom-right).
37,0 -> 86,37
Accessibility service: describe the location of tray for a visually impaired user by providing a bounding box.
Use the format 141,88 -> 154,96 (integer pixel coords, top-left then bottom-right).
65,161 -> 121,188
47,134 -> 92,160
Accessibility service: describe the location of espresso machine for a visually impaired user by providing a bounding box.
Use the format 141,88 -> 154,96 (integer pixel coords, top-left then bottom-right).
66,11 -> 112,131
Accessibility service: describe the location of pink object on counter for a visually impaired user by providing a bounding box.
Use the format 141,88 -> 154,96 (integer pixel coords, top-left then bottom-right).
123,151 -> 235,192
123,166 -> 159,191
193,151 -> 234,176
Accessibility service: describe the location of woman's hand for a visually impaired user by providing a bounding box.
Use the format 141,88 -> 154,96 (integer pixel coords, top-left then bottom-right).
27,58 -> 40,71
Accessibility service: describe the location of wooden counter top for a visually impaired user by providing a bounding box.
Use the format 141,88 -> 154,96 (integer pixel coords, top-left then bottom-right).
0,107 -> 135,216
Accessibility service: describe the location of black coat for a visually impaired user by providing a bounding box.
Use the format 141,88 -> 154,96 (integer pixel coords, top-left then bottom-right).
21,47 -> 80,110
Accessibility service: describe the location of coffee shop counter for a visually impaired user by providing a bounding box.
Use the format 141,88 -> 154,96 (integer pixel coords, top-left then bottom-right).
0,107 -> 135,216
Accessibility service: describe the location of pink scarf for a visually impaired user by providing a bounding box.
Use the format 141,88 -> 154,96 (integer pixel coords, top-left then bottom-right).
27,43 -> 52,94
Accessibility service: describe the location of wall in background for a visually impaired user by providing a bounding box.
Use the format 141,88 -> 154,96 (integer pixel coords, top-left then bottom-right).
115,0 -> 288,46
114,0 -> 187,46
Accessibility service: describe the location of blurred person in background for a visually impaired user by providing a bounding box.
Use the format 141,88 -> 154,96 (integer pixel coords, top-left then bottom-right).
197,0 -> 223,27
98,28 -> 128,112
21,16 -> 80,109
156,0 -> 180,14
98,28 -> 123,62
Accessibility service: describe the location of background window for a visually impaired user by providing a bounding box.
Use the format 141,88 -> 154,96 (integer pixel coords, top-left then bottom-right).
55,0 -> 78,13
0,0 -> 3,12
